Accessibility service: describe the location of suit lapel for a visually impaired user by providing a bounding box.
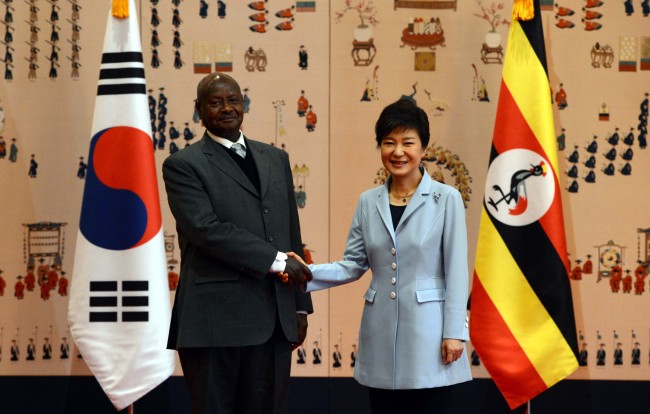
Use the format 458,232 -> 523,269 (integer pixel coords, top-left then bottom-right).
376,185 -> 396,243
246,138 -> 269,198
385,173 -> 432,236
201,134 -> 259,196
397,173 -> 432,234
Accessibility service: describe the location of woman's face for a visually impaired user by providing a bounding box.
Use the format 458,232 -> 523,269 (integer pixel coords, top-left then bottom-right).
380,128 -> 425,180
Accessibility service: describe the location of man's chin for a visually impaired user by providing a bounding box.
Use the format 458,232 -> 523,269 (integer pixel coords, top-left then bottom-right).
210,125 -> 241,139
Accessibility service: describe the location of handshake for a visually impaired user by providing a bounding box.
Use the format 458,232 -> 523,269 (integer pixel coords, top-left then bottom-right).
276,252 -> 312,288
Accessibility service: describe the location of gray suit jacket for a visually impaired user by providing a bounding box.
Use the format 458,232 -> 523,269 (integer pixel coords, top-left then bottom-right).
163,133 -> 312,348
308,172 -> 471,389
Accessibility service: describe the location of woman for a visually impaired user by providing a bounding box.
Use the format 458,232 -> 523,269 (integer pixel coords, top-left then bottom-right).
290,99 -> 471,413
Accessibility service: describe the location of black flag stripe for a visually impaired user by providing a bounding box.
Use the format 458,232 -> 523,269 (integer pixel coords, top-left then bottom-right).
123,296 -> 148,306
101,52 -> 143,64
487,205 -> 579,357
90,312 -> 118,322
123,312 -> 148,322
99,67 -> 145,80
90,281 -> 117,291
97,52 -> 146,96
88,280 -> 150,322
97,84 -> 147,96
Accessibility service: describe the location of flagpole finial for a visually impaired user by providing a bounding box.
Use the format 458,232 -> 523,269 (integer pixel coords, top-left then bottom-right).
512,0 -> 534,21
112,0 -> 129,18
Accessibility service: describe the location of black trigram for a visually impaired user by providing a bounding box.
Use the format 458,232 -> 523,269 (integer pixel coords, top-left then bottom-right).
97,52 -> 146,96
89,281 -> 149,322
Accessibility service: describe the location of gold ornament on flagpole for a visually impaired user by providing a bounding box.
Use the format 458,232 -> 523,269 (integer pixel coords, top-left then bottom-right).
512,0 -> 534,21
112,0 -> 129,19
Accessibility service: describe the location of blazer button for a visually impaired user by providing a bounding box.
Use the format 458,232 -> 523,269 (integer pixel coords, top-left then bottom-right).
268,236 -> 274,242
390,291 -> 396,299
390,247 -> 396,255
391,263 -> 397,270
263,207 -> 270,213
391,277 -> 396,285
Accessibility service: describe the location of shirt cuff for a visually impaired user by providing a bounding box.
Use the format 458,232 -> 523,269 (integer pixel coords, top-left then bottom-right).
269,251 -> 288,273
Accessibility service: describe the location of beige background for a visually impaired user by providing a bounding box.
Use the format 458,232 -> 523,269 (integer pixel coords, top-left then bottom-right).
0,0 -> 648,382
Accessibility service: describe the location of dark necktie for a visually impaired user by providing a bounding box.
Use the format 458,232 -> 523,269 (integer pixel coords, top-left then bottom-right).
230,142 -> 246,158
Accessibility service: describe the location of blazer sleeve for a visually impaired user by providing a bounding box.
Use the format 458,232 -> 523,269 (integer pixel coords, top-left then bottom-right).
282,150 -> 314,313
441,190 -> 470,341
162,153 -> 278,279
306,196 -> 369,292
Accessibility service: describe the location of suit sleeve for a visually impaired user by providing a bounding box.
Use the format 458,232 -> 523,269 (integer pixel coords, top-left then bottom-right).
306,196 -> 369,292
283,151 -> 314,313
441,190 -> 470,341
162,153 -> 278,280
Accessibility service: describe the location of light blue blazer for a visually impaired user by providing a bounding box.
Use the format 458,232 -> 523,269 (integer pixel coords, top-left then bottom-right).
308,172 -> 472,389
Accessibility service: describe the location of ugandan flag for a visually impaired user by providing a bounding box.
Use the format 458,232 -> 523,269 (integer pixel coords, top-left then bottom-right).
469,0 -> 578,409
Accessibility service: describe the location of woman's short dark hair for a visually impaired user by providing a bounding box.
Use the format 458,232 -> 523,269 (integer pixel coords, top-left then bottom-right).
375,98 -> 430,148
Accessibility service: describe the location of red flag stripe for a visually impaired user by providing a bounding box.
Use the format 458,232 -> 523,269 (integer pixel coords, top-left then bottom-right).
493,79 -> 570,275
471,275 -> 548,408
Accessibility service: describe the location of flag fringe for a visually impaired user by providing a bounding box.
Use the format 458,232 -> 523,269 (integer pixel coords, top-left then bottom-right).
112,0 -> 129,18
512,0 -> 534,21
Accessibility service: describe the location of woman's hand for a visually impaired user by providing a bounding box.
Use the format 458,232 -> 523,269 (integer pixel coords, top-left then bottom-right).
276,252 -> 310,286
441,339 -> 463,365
286,251 -> 307,266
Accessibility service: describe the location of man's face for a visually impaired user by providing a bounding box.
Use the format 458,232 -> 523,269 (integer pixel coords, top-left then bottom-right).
196,77 -> 244,141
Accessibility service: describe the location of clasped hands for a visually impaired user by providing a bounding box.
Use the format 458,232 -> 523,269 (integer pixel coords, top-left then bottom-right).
276,252 -> 312,289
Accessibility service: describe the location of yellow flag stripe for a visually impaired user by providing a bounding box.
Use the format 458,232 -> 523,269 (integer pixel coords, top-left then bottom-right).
502,21 -> 560,180
475,207 -> 578,385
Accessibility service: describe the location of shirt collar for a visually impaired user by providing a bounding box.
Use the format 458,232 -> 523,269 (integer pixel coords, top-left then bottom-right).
206,130 -> 245,150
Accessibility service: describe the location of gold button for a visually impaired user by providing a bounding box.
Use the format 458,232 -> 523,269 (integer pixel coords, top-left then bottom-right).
391,263 -> 397,270
390,292 -> 396,299
391,277 -> 397,285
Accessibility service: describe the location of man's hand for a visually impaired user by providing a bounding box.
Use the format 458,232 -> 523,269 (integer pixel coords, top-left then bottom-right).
286,251 -> 307,266
281,255 -> 313,287
292,313 -> 308,351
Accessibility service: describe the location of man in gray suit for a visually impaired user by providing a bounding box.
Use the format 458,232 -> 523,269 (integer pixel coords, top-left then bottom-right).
163,72 -> 313,414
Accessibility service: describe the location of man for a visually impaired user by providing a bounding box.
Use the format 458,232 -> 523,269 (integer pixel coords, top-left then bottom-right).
10,339 -> 19,361
26,338 -> 36,360
296,344 -> 306,364
60,337 -> 70,359
312,340 -> 322,364
578,342 -> 588,366
163,72 -> 313,414
332,344 -> 342,368
614,343 -> 623,365
42,337 -> 52,360
631,342 -> 640,365
596,343 -> 606,366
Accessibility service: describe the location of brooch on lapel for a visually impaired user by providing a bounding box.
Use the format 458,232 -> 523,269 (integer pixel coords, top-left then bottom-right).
433,192 -> 441,204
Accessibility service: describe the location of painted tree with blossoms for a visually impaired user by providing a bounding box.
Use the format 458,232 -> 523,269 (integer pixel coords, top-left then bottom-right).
474,0 -> 510,31
334,0 -> 379,27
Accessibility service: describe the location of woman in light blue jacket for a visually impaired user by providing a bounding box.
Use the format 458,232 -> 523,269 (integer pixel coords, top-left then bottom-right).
290,99 -> 471,413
